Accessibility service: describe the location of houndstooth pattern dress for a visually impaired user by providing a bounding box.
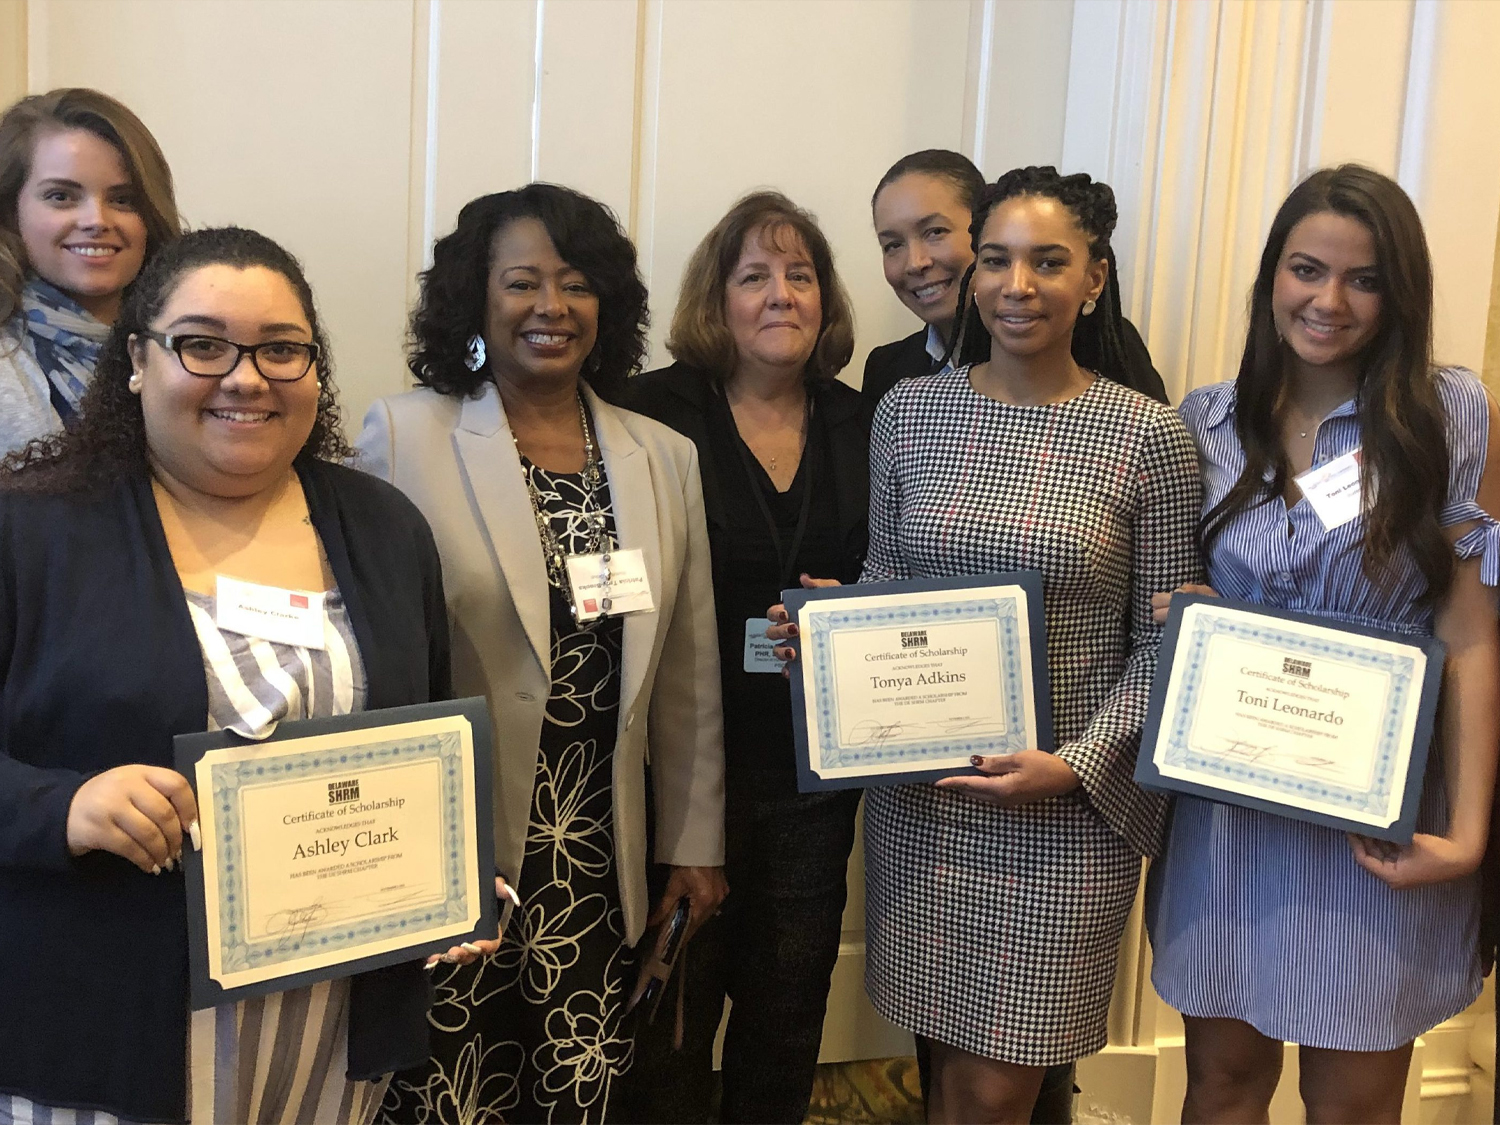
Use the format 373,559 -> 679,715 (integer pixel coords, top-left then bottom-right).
861,369 -> 1202,1065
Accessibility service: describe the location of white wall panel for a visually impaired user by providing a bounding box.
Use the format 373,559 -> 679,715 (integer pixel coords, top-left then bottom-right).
35,0 -> 419,422
422,0 -> 537,264
640,0 -> 973,375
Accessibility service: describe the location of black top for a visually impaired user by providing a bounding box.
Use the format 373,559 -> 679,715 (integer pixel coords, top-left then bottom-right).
0,458 -> 449,1122
620,364 -> 871,779
861,327 -> 937,406
861,318 -> 1171,406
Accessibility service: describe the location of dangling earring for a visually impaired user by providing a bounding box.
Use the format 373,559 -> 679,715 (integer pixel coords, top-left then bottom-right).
128,371 -> 143,393
1081,299 -> 1097,316
464,334 -> 487,372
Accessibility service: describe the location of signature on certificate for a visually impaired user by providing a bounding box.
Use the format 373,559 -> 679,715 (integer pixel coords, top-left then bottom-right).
1209,737 -> 1339,775
845,717 -> 1004,747
264,902 -> 330,950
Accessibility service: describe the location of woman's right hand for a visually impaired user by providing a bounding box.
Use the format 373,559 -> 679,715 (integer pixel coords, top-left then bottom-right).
766,574 -> 842,669
1150,583 -> 1219,625
66,765 -> 199,874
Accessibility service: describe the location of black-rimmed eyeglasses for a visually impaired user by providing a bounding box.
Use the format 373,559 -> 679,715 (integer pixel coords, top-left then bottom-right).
141,331 -> 320,382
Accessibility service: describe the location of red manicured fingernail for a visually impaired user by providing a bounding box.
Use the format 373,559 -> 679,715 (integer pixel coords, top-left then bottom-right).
788,624 -> 799,636
970,755 -> 984,767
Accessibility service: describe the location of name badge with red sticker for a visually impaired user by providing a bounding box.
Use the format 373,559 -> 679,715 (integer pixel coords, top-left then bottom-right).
215,574 -> 327,649
564,548 -> 655,623
1294,447 -> 1366,532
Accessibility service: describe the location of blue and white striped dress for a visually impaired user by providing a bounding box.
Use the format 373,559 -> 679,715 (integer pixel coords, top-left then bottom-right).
1146,367 -> 1500,1050
0,589 -> 386,1125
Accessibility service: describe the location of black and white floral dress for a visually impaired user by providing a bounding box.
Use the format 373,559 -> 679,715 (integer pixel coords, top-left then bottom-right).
383,458 -> 632,1124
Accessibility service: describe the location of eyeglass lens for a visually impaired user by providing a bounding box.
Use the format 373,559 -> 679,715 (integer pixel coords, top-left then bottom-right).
175,336 -> 315,381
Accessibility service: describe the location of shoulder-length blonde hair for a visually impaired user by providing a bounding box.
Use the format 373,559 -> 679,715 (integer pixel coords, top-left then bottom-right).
667,190 -> 854,380
0,88 -> 180,323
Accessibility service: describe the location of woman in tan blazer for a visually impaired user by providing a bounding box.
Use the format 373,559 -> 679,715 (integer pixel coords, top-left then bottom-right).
355,183 -> 725,1124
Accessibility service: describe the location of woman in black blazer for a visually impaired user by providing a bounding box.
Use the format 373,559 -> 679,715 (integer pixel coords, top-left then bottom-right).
618,191 -> 870,1124
867,149 -> 1168,408
0,228 -> 471,1124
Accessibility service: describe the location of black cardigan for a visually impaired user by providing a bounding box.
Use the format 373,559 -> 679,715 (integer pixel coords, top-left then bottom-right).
0,457 -> 449,1122
619,363 -> 872,578
861,319 -> 1171,405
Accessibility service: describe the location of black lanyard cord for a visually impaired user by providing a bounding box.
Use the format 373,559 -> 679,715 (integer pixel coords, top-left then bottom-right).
723,387 -> 820,592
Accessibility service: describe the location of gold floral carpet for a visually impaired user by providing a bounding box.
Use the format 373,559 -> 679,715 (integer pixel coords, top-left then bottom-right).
804,1056 -> 924,1124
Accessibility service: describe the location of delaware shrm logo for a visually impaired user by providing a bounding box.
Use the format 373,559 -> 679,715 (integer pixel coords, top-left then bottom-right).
1282,657 -> 1312,679
327,778 -> 361,805
901,630 -> 929,649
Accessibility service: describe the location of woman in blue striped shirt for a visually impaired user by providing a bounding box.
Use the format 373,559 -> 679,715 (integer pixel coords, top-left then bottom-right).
1146,165 -> 1500,1124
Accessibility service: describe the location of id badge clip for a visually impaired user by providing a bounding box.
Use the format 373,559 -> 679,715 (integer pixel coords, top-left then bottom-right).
565,548 -> 655,622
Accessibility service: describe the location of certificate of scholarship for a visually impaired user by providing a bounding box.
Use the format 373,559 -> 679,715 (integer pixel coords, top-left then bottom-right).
1137,596 -> 1443,841
178,699 -> 497,1007
786,573 -> 1052,791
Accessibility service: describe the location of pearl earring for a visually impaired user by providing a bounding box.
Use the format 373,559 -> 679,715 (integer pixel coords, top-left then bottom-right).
464,334 -> 487,372
1081,300 -> 1097,316
128,372 -> 143,392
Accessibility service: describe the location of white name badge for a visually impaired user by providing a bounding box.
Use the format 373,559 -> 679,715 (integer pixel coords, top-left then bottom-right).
1295,447 -> 1364,531
565,548 -> 655,622
215,575 -> 327,650
743,617 -> 783,673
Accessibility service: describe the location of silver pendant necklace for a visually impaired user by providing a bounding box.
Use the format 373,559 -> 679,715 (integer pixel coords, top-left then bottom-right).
515,395 -> 609,595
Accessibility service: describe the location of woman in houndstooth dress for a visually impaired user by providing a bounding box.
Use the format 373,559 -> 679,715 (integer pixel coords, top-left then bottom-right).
854,168 -> 1202,1121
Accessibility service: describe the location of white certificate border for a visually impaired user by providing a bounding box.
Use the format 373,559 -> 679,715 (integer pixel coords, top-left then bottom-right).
801,586 -> 1036,776
198,715 -> 480,989
1155,603 -> 1422,826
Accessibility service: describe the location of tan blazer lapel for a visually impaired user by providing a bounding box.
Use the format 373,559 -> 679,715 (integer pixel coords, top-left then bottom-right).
588,386 -> 660,723
452,384 -> 551,676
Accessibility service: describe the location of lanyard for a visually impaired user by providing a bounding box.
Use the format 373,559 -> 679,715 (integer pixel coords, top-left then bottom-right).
723,389 -> 820,592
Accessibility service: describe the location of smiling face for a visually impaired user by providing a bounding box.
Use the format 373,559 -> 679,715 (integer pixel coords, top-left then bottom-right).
15,127 -> 148,324
1271,210 -> 1383,377
483,216 -> 600,393
724,224 -> 823,378
970,194 -> 1107,361
873,172 -> 974,334
131,264 -> 321,499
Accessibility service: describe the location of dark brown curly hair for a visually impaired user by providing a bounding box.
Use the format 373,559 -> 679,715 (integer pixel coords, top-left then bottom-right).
1,226 -> 350,494
409,183 -> 648,403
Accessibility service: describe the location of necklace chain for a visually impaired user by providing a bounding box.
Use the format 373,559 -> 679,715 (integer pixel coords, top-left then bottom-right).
515,395 -> 609,592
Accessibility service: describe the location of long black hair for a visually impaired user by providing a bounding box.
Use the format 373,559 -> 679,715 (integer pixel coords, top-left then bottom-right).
409,183 -> 648,403
946,165 -> 1161,400
1202,165 -> 1451,601
1,226 -> 347,494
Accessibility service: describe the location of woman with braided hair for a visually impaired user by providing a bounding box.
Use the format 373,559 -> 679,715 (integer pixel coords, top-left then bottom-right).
863,149 -> 1166,408
774,166 -> 1201,1122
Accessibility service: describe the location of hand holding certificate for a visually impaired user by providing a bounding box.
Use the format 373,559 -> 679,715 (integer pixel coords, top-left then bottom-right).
176,697 -> 498,1008
783,573 -> 1053,792
1136,595 -> 1443,842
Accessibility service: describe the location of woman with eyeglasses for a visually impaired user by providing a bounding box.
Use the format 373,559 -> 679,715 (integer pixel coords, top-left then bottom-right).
356,183 -> 725,1123
0,226 -> 473,1124
0,87 -> 180,454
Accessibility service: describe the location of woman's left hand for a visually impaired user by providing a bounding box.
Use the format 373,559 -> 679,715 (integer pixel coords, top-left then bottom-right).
1348,832 -> 1484,890
652,864 -> 729,933
935,751 -> 1081,807
425,876 -> 512,969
